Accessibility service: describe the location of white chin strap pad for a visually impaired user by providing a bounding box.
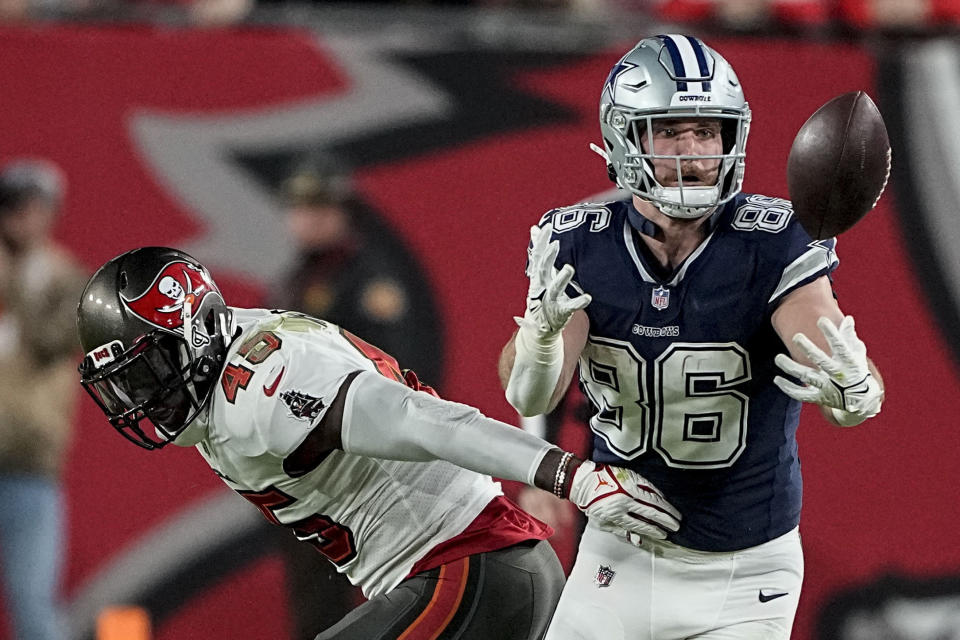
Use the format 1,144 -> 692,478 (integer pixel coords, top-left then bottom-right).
652,184 -> 720,218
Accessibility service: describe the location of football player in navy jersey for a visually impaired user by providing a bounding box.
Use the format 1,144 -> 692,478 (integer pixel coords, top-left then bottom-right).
498,35 -> 884,639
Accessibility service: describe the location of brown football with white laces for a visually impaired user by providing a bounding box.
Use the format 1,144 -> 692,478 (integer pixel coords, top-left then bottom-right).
787,91 -> 891,239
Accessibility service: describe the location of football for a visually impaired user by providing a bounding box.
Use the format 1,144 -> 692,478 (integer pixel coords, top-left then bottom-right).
787,91 -> 891,239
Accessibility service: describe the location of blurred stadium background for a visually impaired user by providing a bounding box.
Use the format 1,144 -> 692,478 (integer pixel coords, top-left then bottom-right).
1,0 -> 958,638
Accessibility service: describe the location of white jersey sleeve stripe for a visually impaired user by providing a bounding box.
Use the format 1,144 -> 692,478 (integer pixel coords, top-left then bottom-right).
768,243 -> 839,304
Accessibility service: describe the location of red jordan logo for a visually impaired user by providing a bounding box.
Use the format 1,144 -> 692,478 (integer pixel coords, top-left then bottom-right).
594,476 -> 614,491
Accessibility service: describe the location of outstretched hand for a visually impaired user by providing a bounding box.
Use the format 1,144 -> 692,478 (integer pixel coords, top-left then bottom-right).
568,461 -> 681,542
519,223 -> 592,337
773,315 -> 883,426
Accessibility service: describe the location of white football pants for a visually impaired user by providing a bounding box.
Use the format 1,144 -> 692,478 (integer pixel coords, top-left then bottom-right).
545,523 -> 803,640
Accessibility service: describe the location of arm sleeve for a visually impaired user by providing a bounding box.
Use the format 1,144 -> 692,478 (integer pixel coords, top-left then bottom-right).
341,370 -> 554,486
505,326 -> 563,417
504,217 -> 570,416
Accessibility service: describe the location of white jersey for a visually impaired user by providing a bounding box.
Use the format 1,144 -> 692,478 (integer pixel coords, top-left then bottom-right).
182,308 -> 500,598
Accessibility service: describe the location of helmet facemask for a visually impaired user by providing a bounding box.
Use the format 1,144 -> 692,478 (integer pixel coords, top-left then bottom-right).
602,107 -> 749,219
81,334 -> 199,449
79,305 -> 228,450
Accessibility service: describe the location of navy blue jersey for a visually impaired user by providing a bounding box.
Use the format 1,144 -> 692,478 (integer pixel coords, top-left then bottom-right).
540,193 -> 838,552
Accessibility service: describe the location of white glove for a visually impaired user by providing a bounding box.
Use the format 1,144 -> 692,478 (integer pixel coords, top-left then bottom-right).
506,223 -> 591,416
517,223 -> 591,338
773,316 -> 883,427
568,461 -> 681,541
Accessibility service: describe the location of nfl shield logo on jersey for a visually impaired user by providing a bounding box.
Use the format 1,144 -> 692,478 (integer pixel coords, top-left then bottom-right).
652,286 -> 670,310
594,565 -> 615,588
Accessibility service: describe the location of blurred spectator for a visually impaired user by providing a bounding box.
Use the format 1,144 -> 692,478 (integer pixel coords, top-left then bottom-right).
0,0 -> 30,21
267,157 -> 446,636
121,0 -> 253,27
0,0 -> 250,27
838,0 -> 960,29
0,159 -> 86,640
0,0 -> 88,22
272,158 -> 440,383
654,0 -> 828,30
267,159 -> 411,638
258,157 -> 445,637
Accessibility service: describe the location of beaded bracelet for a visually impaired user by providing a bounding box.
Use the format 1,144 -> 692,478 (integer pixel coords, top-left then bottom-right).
553,451 -> 574,498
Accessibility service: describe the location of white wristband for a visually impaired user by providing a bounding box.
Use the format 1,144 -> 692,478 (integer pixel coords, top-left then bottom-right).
519,415 -> 547,439
505,321 -> 563,417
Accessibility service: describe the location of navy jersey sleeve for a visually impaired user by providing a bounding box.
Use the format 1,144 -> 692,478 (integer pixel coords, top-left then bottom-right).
726,193 -> 839,307
765,209 -> 839,306
537,203 -> 616,301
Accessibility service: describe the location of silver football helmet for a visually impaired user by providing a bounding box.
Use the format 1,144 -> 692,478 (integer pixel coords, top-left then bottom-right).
598,35 -> 751,218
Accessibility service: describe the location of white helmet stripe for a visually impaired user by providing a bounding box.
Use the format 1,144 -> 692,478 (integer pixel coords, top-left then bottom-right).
661,34 -> 712,93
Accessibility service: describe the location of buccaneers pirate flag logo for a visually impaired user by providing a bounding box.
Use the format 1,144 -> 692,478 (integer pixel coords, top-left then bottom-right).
121,260 -> 220,347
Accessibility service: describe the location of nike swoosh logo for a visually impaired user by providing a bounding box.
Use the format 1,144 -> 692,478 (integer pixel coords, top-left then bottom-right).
263,367 -> 285,397
758,590 -> 789,603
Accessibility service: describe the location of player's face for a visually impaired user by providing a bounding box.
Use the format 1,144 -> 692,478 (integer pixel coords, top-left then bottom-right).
98,338 -> 193,429
640,118 -> 724,188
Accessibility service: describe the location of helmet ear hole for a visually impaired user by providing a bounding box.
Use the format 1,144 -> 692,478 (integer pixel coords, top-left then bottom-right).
202,307 -> 218,336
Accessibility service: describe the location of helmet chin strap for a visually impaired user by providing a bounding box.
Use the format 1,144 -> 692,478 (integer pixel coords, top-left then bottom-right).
182,296 -> 197,359
589,142 -> 610,164
640,157 -> 719,219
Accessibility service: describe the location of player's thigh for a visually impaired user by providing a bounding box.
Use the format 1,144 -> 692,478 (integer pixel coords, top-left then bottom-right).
707,528 -> 803,639
457,539 -> 566,640
688,619 -> 791,640
545,525 -> 642,640
316,540 -> 564,640
546,525 -> 803,640
312,578 -> 427,640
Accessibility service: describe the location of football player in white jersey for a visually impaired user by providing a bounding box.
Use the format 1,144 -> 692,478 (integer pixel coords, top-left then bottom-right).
499,35 -> 884,639
77,247 -> 681,639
